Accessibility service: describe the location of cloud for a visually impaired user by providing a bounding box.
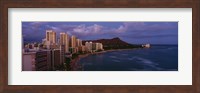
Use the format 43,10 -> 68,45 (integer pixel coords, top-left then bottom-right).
22,22 -> 178,44
122,34 -> 178,39
117,22 -> 178,38
23,22 -> 129,39
54,24 -> 110,36
45,25 -> 60,30
115,25 -> 127,33
122,22 -> 176,32
87,24 -> 103,33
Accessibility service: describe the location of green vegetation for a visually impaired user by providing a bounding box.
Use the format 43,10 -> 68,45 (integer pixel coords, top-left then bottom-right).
96,49 -> 103,52
72,53 -> 79,59
65,58 -> 71,71
54,58 -> 72,71
56,53 -> 83,71
54,64 -> 66,71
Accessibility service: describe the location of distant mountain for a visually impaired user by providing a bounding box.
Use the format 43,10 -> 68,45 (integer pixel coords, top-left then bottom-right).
83,37 -> 142,50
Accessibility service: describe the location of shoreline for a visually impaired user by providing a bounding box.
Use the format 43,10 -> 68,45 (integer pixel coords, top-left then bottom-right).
70,48 -> 139,69
103,48 -> 139,52
70,53 -> 90,70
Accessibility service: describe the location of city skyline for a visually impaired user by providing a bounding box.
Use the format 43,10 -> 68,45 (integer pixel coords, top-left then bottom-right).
22,22 -> 178,45
22,29 -> 104,71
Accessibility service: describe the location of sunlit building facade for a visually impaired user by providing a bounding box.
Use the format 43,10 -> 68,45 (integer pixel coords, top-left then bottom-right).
60,32 -> 69,53
71,35 -> 77,48
46,30 -> 56,44
85,42 -> 93,52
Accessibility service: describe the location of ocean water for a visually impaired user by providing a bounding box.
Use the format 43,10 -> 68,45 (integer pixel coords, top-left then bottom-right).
73,45 -> 178,71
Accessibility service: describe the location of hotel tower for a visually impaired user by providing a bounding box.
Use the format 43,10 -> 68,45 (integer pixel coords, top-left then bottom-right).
60,32 -> 69,53
71,35 -> 76,48
46,30 -> 56,44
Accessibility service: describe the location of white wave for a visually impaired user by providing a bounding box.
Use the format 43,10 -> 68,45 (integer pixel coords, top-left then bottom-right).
134,57 -> 163,70
121,54 -> 128,56
128,57 -> 136,60
112,60 -> 121,62
109,56 -> 117,58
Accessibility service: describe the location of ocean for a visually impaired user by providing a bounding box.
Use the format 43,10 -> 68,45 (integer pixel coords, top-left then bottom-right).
73,45 -> 178,71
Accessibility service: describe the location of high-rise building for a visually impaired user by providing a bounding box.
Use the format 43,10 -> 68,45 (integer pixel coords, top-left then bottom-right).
80,40 -> 82,46
78,45 -> 86,53
77,39 -> 82,47
28,43 -> 33,49
45,41 -> 51,49
92,43 -> 97,51
71,35 -> 76,48
99,43 -> 103,50
45,30 -> 57,49
85,42 -> 93,52
22,52 -> 36,71
52,49 -> 62,70
35,50 -> 52,71
96,43 -> 103,51
60,32 -> 69,53
76,39 -> 80,46
22,50 -> 52,71
60,32 -> 65,45
70,35 -> 77,54
46,30 -> 56,44
60,45 -> 65,65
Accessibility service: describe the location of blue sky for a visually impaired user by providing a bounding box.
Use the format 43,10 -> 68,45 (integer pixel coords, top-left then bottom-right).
22,22 -> 178,44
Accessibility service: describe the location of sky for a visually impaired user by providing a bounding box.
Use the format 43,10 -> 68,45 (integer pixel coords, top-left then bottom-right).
22,22 -> 178,45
